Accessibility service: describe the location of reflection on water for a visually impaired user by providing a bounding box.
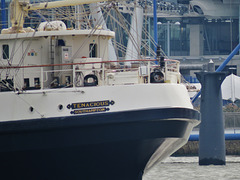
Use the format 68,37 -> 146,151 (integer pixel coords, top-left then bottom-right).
143,156 -> 240,180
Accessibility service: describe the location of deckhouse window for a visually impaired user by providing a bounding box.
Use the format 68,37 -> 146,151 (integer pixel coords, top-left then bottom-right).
24,78 -> 29,89
2,44 -> 9,59
89,43 -> 97,58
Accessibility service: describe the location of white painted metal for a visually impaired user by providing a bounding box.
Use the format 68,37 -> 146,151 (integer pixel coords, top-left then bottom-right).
125,5 -> 143,66
89,3 -> 117,62
0,83 -> 193,121
0,29 -> 114,88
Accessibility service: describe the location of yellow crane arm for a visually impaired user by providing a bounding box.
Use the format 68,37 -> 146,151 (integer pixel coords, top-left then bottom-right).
26,0 -> 107,10
9,0 -> 112,33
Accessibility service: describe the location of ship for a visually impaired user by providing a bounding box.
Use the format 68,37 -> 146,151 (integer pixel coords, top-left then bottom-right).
0,0 -> 200,179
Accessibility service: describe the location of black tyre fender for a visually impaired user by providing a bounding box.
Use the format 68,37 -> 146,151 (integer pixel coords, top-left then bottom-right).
150,71 -> 164,83
84,74 -> 98,86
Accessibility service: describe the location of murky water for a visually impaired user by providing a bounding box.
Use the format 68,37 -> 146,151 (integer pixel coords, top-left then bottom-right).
143,156 -> 240,180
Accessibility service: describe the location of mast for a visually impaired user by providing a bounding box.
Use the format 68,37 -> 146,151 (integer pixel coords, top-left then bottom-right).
125,3 -> 143,64
89,3 -> 117,62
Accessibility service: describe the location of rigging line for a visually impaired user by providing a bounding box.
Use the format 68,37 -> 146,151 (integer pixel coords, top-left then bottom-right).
62,6 -> 75,26
34,9 -> 48,22
113,6 -> 143,59
8,7 -> 55,88
114,10 -> 126,56
114,43 -> 127,57
93,2 -> 119,56
142,26 -> 158,52
115,36 -> 139,58
142,39 -> 156,57
71,2 -> 113,55
5,38 -> 29,80
70,4 -> 109,55
142,24 -> 154,45
115,5 -> 149,58
115,41 -> 127,51
139,38 -> 155,58
11,31 -> 37,90
15,32 -> 37,69
0,14 -> 24,89
144,0 -> 148,57
40,6 -> 89,84
105,7 -> 144,58
139,14 -> 159,52
75,5 -> 84,29
8,19 -> 42,89
108,10 -> 131,33
110,8 -> 131,34
16,94 -> 44,118
102,7 -> 128,32
133,2 -> 142,58
102,6 -> 128,58
5,10 -> 26,79
8,2 -> 26,66
53,3 -> 113,81
115,20 -> 123,57
80,4 -> 92,29
74,9 -> 89,23
90,2 -> 113,30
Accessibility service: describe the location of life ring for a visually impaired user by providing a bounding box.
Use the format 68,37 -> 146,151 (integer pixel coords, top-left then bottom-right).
150,71 -> 164,83
84,74 -> 98,86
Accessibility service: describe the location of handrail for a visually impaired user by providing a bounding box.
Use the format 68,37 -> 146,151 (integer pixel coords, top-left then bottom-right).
0,59 -> 179,70
0,58 -> 181,91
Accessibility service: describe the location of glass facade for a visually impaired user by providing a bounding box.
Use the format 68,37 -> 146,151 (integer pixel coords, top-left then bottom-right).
0,0 -> 8,29
147,17 -> 239,57
157,20 -> 190,56
203,19 -> 239,55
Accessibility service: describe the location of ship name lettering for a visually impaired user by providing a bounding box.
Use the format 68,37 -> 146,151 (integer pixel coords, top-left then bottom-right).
67,100 -> 114,110
72,100 -> 109,109
72,107 -> 108,114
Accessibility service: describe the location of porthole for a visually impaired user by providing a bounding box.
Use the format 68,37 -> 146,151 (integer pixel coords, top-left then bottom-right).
29,106 -> 34,112
58,104 -> 63,111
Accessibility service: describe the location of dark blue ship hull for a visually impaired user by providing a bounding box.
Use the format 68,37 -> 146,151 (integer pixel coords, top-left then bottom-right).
0,108 -> 200,180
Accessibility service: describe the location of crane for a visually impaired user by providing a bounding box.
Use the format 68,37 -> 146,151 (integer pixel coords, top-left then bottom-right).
8,0 -> 113,33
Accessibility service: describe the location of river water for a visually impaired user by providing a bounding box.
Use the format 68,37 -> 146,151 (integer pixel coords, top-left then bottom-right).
143,156 -> 240,180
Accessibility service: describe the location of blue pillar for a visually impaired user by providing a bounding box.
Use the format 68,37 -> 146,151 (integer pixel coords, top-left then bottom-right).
192,43 -> 240,103
196,71 -> 226,165
153,0 -> 157,52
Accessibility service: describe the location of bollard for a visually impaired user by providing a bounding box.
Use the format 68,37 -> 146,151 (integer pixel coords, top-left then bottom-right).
196,61 -> 227,165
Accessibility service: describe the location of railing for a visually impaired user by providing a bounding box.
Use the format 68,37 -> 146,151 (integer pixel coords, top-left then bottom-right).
0,59 -> 181,91
224,112 -> 240,129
